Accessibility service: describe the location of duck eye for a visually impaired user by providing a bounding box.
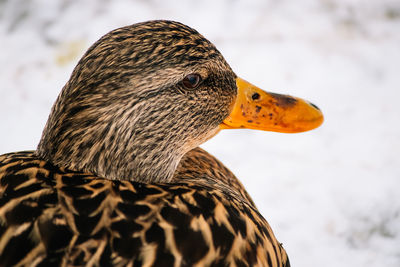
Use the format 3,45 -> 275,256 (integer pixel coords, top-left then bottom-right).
182,74 -> 201,89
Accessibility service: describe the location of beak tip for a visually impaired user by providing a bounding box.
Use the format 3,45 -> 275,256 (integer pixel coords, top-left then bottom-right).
309,102 -> 321,111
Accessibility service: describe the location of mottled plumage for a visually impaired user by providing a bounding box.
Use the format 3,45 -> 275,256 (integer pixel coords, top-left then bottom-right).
0,148 -> 288,266
0,20 -> 323,266
37,20 -> 234,183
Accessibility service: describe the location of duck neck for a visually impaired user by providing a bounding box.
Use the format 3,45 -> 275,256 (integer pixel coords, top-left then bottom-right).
35,75 -> 221,183
36,127 -> 188,183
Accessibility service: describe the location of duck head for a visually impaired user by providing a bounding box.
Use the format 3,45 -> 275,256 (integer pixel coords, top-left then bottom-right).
36,20 -> 323,183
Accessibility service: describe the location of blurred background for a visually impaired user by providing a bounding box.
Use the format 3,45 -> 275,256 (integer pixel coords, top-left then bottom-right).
0,0 -> 399,266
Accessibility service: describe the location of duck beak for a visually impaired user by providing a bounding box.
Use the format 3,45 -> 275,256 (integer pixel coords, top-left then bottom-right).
220,77 -> 324,133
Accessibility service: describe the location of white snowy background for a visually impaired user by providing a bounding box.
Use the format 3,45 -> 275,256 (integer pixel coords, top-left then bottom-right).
1,0 -> 399,266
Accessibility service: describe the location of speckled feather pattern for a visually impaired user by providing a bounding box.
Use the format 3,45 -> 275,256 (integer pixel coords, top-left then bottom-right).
37,20 -> 235,183
0,149 -> 289,266
1,20 -> 290,266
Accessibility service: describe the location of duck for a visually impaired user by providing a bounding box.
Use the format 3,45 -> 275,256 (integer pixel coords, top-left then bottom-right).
0,20 -> 323,266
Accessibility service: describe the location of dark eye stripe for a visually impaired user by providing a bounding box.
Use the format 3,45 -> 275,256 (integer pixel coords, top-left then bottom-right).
182,74 -> 201,89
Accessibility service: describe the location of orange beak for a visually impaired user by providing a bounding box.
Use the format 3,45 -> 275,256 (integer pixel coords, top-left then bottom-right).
220,77 -> 323,133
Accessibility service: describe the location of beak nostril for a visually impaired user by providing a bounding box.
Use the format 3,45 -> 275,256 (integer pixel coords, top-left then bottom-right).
251,92 -> 260,101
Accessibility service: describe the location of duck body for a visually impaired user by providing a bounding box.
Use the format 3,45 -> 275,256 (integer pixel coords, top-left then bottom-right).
0,20 -> 322,266
0,149 -> 289,266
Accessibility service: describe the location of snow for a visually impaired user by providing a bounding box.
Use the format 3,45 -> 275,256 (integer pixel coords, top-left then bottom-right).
1,0 -> 399,266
